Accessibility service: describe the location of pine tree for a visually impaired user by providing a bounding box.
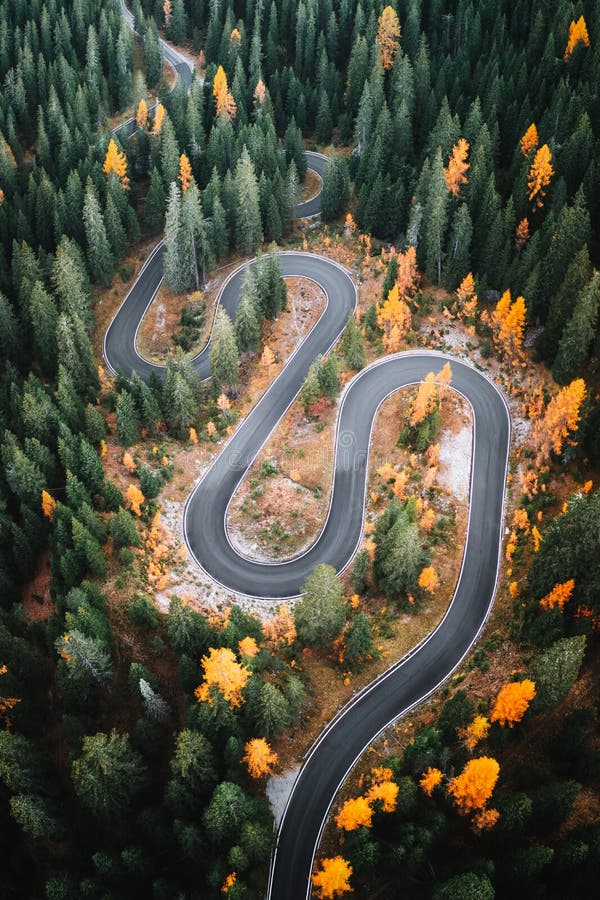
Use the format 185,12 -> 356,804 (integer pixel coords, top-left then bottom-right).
28,282 -> 58,376
82,181 -> 114,286
115,390 -> 141,447
538,247 -> 592,363
423,149 -> 449,284
71,730 -> 146,818
144,167 -> 166,233
235,290 -> 261,354
163,182 -> 187,293
552,273 -> 600,384
321,157 -> 350,222
294,565 -> 345,648
341,314 -> 365,370
210,308 -> 239,397
234,147 -> 263,254
139,678 -> 171,722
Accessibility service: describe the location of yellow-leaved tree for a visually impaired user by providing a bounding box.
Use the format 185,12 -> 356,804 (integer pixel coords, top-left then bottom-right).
41,490 -> 57,520
1,664 -> 21,728
459,715 -> 491,750
243,738 -> 278,778
444,138 -> 470,197
528,144 -> 554,208
153,103 -> 166,133
418,566 -> 439,593
531,378 -> 586,464
312,856 -> 353,899
515,217 -> 530,249
377,284 -> 412,352
194,647 -> 250,708
564,16 -> 590,61
377,6 -> 401,70
448,756 -> 500,814
102,139 -> 129,190
490,680 -> 536,727
136,98 -> 148,130
539,579 -> 575,611
520,123 -> 539,156
420,767 -> 443,796
213,65 -> 237,120
335,796 -> 374,831
179,153 -> 193,192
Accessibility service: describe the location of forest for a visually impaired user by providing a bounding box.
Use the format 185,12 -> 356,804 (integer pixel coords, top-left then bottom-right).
0,1 -> 599,898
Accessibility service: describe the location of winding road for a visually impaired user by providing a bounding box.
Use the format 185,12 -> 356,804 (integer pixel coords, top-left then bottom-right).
110,4 -> 511,897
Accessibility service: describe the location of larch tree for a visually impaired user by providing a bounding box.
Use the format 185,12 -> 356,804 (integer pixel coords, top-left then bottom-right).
136,98 -> 148,130
377,6 -> 401,70
539,579 -> 575,611
531,378 -> 586,463
243,738 -> 278,779
210,307 -> 239,397
377,284 -> 412,352
490,680 -> 536,727
234,147 -> 263,253
102,139 -> 129,190
312,856 -> 353,899
444,138 -> 470,197
448,756 -> 500,814
520,123 -> 539,156
335,796 -> 374,831
564,16 -> 590,61
528,144 -> 554,208
194,647 -> 250,709
213,65 -> 237,120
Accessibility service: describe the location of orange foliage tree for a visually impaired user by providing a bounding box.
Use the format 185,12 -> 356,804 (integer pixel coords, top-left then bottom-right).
531,378 -> 586,463
564,16 -> 590,60
263,605 -> 297,646
448,756 -> 500,813
179,153 -> 193,192
444,138 -> 470,197
491,290 -> 526,359
409,372 -> 438,426
377,6 -> 401,70
136,98 -> 149,130
491,680 -> 536,727
459,715 -> 490,750
377,284 -> 412,352
395,245 -> 419,297
515,217 -> 530,249
539,579 -> 575,611
126,484 -> 145,516
366,779 -> 398,812
520,123 -> 539,156
528,144 -> 554,208
420,767 -> 443,796
102,139 -> 129,190
238,636 -> 259,658
455,272 -> 478,319
335,796 -> 374,831
213,65 -> 237,120
0,665 -> 21,728
194,647 -> 250,708
153,103 -> 166,133
312,856 -> 353,899
243,738 -> 278,778
41,490 -> 57,520
418,566 -> 439,593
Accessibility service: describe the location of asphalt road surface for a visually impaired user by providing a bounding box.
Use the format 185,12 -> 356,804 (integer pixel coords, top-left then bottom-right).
111,4 -> 511,897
